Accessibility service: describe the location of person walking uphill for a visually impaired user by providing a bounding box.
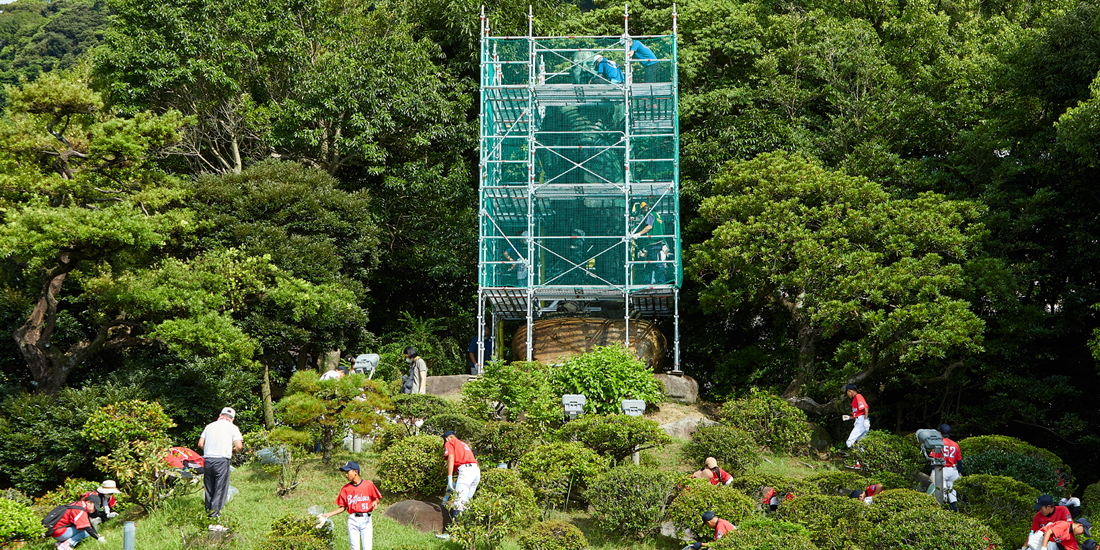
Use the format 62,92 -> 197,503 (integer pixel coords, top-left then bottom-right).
443,430 -> 481,520
198,406 -> 243,523
842,383 -> 870,469
317,461 -> 382,550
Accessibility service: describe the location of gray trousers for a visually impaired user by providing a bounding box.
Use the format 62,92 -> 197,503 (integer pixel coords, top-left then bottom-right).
203,457 -> 231,515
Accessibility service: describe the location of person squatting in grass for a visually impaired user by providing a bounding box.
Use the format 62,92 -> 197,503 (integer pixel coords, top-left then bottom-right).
317,461 -> 382,550
841,383 -> 869,469
50,500 -> 104,549
198,406 -> 243,522
443,430 -> 481,520
690,457 -> 732,486
83,480 -> 121,528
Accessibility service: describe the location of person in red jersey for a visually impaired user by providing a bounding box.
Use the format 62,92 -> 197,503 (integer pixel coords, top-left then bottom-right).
841,383 -> 870,469
50,500 -> 104,549
687,510 -> 737,548
443,430 -> 481,520
318,461 -> 382,550
691,457 -> 732,486
1026,495 -> 1073,548
1039,517 -> 1090,550
935,424 -> 962,511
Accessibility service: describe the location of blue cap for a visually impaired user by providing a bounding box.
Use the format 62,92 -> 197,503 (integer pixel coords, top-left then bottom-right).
339,461 -> 360,472
701,511 -> 715,522
442,430 -> 456,440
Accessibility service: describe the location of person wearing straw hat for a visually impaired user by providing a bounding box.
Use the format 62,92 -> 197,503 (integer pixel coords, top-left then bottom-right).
198,406 -> 243,522
84,480 -> 121,527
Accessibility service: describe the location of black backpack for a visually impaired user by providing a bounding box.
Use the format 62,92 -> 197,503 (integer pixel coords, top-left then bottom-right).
42,504 -> 84,533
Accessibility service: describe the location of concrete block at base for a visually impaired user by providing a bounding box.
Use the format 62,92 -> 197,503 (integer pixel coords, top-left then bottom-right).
383,500 -> 447,533
656,373 -> 698,404
660,416 -> 717,440
426,375 -> 475,397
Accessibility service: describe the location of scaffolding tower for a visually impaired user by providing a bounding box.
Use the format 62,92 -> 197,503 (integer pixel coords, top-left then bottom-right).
476,6 -> 682,371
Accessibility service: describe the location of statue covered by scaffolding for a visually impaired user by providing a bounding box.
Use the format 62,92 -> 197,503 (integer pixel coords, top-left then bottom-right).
476,6 -> 682,372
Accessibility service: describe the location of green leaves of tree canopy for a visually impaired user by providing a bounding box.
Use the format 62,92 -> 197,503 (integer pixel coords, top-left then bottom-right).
552,345 -> 664,415
688,152 -> 985,402
274,370 -> 389,464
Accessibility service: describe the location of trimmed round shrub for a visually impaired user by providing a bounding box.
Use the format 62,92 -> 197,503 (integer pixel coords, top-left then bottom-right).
681,424 -> 761,475
865,489 -> 939,522
863,507 -> 1000,550
775,494 -> 870,550
517,442 -> 609,510
712,518 -> 818,550
587,464 -> 677,539
422,413 -> 486,441
370,422 -> 408,453
450,468 -> 539,550
958,435 -> 1064,469
461,361 -> 562,432
848,431 -> 924,481
80,399 -> 176,452
0,498 -> 42,547
518,520 -> 588,550
555,414 -> 672,462
0,489 -> 32,506
719,389 -> 812,455
390,394 -> 453,421
377,435 -> 446,496
958,450 -> 1061,495
955,474 -> 1038,548
472,421 -> 536,467
256,513 -> 335,550
666,478 -> 758,538
726,473 -> 818,510
1082,480 -> 1100,517
553,345 -> 664,415
803,471 -> 870,496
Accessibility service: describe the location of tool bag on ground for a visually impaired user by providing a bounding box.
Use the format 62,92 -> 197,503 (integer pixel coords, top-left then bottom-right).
42,504 -> 85,534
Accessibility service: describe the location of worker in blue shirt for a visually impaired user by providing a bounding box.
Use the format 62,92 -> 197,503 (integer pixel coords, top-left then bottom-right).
627,39 -> 659,82
592,54 -> 624,84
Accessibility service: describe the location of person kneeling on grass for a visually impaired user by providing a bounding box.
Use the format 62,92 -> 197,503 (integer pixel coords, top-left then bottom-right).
317,461 -> 382,550
51,500 -> 105,550
1039,517 -> 1091,550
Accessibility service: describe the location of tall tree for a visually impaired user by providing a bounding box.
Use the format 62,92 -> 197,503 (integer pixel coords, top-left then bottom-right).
0,71 -> 189,393
687,152 -> 986,410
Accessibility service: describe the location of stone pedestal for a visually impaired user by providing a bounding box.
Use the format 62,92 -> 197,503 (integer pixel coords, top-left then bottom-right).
659,416 -> 717,440
656,373 -> 698,404
425,375 -> 475,397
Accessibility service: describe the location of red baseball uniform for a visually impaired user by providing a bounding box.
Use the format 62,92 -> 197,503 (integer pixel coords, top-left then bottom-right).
762,487 -> 777,505
709,468 -> 732,486
444,438 -> 477,466
1040,520 -> 1080,550
336,480 -> 382,514
941,437 -> 960,468
865,484 -> 882,498
851,393 -> 868,418
714,518 -> 736,540
1032,505 -> 1072,531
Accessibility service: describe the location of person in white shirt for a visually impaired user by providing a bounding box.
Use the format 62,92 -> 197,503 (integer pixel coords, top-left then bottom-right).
198,407 -> 243,521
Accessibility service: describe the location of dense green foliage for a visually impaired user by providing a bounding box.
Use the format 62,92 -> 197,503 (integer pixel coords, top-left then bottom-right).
554,414 -> 671,462
80,399 -> 175,452
516,442 -> 608,511
517,520 -> 588,550
473,422 -> 537,467
719,389 -> 812,454
959,450 -> 1063,495
376,435 -> 446,497
681,424 -> 762,475
274,371 -> 389,464
462,361 -> 561,431
775,495 -> 869,550
552,345 -> 664,415
586,464 -> 676,539
865,508 -> 1001,550
711,518 -> 818,550
955,474 -> 1040,547
0,498 -> 41,546
665,478 -> 757,537
257,514 -> 335,550
848,431 -> 925,481
421,413 -> 486,441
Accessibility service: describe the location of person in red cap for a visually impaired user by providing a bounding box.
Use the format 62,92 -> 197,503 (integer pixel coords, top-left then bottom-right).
443,430 -> 480,520
318,461 -> 382,550
1039,517 -> 1091,550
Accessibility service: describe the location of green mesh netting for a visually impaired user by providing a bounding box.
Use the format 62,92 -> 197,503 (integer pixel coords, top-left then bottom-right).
479,35 -> 681,291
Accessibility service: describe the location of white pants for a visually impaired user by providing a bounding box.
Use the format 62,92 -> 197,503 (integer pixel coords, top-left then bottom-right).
455,463 -> 481,512
846,416 -> 870,448
942,466 -> 959,503
346,513 -> 373,550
